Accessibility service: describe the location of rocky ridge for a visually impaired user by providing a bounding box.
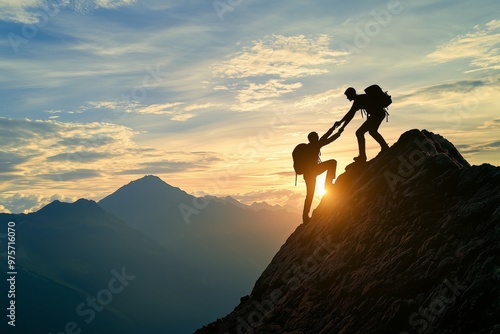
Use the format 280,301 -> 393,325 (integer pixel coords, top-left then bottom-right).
196,129 -> 500,334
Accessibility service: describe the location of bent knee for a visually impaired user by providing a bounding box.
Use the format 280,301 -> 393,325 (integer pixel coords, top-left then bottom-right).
355,129 -> 366,137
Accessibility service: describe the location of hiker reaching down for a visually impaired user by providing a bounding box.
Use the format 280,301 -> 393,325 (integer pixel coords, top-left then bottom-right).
293,126 -> 343,224
334,86 -> 390,162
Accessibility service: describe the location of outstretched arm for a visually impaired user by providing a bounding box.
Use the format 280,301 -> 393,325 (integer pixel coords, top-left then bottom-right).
319,126 -> 334,143
333,102 -> 359,130
339,108 -> 356,129
319,127 -> 344,147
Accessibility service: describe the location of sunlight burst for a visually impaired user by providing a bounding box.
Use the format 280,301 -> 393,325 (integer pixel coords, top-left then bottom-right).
316,175 -> 327,197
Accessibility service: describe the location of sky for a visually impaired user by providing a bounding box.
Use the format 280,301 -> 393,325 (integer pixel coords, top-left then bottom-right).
0,0 -> 499,214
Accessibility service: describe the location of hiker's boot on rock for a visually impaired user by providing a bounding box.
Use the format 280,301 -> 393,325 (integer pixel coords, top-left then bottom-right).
353,155 -> 367,163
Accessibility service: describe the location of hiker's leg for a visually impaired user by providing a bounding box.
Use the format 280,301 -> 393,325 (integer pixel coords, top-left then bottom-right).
314,160 -> 337,187
303,174 -> 316,222
368,114 -> 389,151
356,121 -> 370,159
323,160 -> 337,185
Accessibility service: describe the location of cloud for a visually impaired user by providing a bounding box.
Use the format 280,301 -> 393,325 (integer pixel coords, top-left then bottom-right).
456,141 -> 500,155
46,151 -> 111,162
0,0 -> 136,24
0,151 -> 29,172
135,102 -> 184,115
0,204 -> 11,214
75,101 -> 197,121
132,103 -> 198,121
0,117 -> 137,183
0,193 -> 78,214
213,85 -> 229,91
294,86 -> 352,112
184,103 -> 219,112
396,77 -> 500,108
427,20 -> 500,71
40,169 -> 103,181
237,80 -> 302,104
231,79 -> 303,111
0,118 -> 225,212
92,0 -> 135,9
118,153 -> 222,175
0,118 -> 223,180
214,34 -> 346,80
212,34 -> 347,111
479,117 -> 500,129
0,0 -> 42,24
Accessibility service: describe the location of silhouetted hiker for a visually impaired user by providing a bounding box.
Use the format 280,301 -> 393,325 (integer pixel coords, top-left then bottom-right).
334,86 -> 391,162
293,126 -> 343,224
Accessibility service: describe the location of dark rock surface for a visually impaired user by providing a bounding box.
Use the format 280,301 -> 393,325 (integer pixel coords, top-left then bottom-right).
196,129 -> 500,334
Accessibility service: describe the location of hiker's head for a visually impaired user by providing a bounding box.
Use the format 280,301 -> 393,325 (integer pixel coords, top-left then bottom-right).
344,87 -> 356,101
308,131 -> 319,143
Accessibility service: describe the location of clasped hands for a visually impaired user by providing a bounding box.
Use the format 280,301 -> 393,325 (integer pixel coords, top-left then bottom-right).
332,121 -> 344,133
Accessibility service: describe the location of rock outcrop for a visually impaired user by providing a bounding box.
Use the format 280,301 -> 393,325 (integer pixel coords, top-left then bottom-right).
196,129 -> 500,334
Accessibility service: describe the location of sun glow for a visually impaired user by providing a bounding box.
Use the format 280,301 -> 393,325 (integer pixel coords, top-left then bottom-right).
316,175 -> 327,197
316,184 -> 325,197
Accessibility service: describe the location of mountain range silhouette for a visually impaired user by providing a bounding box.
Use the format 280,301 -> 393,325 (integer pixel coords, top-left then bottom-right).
196,129 -> 500,334
0,176 -> 298,333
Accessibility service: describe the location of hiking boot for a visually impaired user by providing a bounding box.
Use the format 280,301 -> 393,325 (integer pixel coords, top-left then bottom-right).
353,155 -> 367,162
302,215 -> 311,224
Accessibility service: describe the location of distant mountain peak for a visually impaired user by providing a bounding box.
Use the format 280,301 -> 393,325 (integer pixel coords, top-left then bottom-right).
137,174 -> 164,182
129,174 -> 171,187
250,201 -> 284,212
100,175 -> 191,202
34,198 -> 112,227
39,198 -> 98,212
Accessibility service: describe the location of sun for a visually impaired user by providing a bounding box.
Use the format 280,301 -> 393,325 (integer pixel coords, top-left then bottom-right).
316,175 -> 327,197
316,183 -> 326,196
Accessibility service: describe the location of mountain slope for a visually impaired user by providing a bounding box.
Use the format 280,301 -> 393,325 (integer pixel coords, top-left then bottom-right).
196,129 -> 500,334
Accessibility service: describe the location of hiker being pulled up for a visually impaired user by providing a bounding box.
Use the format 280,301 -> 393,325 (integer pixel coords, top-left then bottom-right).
334,86 -> 391,162
293,126 -> 343,224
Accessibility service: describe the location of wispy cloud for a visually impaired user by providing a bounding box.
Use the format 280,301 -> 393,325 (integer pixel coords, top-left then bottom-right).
427,20 -> 500,71
0,118 -> 138,182
232,79 -> 303,111
72,101 -> 197,121
0,117 -> 225,212
0,193 -> 78,214
456,140 -> 500,156
212,34 -> 346,111
0,0 -> 45,24
0,0 -> 136,24
479,117 -> 500,129
135,102 -> 184,115
184,103 -> 220,112
396,77 -> 500,109
214,34 -> 346,79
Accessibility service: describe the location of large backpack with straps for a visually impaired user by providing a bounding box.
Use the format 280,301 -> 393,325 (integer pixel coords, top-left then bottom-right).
364,84 -> 392,109
292,143 -> 319,185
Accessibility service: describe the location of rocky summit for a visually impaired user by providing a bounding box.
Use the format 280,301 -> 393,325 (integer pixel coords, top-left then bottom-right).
196,129 -> 500,334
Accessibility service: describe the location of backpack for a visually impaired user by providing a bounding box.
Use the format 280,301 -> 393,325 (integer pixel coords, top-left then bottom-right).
364,84 -> 392,109
292,143 -> 318,185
